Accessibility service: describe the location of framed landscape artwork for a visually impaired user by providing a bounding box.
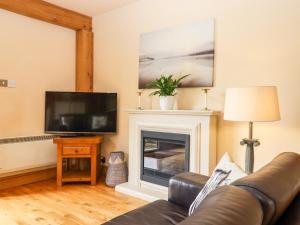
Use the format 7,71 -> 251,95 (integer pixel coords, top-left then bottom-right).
139,19 -> 215,88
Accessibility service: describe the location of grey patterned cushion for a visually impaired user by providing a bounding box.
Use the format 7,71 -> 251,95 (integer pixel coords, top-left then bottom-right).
188,169 -> 231,215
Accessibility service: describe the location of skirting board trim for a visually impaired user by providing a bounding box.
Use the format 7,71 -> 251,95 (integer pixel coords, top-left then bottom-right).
0,164 -> 56,191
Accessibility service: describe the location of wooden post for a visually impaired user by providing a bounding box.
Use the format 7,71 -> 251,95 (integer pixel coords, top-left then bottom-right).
76,29 -> 93,92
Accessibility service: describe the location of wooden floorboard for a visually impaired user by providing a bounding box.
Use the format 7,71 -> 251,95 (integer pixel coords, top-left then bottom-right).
0,179 -> 147,225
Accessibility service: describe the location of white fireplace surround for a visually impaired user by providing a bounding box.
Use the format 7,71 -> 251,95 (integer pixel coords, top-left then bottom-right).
116,110 -> 218,201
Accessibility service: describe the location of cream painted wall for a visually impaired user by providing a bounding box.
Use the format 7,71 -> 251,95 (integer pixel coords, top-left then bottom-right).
0,10 -> 75,172
93,0 -> 300,171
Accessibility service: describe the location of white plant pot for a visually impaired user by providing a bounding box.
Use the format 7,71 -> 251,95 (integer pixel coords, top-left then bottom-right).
159,96 -> 175,110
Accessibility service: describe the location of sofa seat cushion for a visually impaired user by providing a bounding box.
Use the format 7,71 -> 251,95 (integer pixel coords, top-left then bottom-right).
102,200 -> 187,225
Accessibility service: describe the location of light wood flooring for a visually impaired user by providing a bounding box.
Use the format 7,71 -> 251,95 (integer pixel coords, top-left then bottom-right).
0,179 -> 147,225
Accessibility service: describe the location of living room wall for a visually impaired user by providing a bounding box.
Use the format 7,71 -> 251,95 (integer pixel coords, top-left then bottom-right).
0,9 -> 75,172
93,0 -> 300,171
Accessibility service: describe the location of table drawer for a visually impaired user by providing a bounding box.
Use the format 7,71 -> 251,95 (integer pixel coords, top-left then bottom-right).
62,146 -> 90,155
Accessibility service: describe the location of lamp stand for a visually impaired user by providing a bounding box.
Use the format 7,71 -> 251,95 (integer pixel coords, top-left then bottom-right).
240,122 -> 260,174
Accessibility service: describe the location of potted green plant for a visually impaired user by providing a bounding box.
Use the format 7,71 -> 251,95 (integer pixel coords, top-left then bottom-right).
147,74 -> 189,110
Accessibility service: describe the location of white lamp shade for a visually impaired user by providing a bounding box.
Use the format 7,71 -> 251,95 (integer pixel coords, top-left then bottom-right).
224,86 -> 280,122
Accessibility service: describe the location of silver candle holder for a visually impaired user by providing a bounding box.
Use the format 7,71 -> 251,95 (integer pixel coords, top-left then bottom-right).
137,90 -> 143,110
202,88 -> 210,111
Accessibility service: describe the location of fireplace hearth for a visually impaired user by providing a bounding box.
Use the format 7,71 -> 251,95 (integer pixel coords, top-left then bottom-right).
141,131 -> 190,186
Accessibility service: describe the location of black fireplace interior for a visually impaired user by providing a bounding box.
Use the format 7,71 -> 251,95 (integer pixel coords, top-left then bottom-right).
141,131 -> 190,187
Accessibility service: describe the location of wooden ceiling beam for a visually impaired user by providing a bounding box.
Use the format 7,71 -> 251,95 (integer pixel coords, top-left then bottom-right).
0,0 -> 92,30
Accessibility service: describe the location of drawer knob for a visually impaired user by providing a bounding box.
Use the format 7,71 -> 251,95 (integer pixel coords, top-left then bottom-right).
75,150 -> 78,153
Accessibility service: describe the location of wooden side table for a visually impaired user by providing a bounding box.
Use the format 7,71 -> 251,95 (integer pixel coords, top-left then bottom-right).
53,136 -> 103,186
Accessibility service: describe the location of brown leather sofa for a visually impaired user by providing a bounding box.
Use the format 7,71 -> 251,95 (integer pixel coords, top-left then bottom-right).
102,152 -> 300,225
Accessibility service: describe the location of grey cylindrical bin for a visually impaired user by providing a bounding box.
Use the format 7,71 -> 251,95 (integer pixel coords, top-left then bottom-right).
105,151 -> 128,187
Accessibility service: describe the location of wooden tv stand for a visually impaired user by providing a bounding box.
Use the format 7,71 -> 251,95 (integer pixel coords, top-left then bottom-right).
53,136 -> 103,186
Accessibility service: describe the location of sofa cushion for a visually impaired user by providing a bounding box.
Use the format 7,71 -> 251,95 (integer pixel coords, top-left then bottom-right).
233,152 -> 300,225
213,152 -> 247,185
101,200 -> 187,225
178,185 -> 263,225
275,193 -> 300,225
188,169 -> 231,215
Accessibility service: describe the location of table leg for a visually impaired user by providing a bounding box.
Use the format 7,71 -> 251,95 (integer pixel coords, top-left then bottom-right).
57,145 -> 63,186
91,146 -> 97,185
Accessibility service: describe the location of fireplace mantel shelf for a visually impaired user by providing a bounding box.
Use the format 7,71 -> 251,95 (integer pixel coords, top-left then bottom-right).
126,109 -> 219,116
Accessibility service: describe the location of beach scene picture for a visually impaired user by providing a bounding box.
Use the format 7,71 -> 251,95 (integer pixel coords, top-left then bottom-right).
139,20 -> 215,88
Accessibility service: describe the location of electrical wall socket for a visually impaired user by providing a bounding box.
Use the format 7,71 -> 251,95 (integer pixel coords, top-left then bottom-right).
0,79 -> 16,88
8,80 -> 16,88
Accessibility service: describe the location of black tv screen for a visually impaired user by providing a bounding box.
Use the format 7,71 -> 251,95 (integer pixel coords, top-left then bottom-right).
45,92 -> 117,134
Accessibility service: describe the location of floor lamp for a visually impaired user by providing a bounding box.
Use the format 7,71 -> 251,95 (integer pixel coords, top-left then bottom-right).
223,86 -> 280,174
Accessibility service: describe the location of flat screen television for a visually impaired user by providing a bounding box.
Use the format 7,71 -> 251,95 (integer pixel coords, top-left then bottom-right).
45,91 -> 117,135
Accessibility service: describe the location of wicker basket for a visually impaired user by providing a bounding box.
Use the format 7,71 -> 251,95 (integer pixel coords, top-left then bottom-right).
105,151 -> 128,187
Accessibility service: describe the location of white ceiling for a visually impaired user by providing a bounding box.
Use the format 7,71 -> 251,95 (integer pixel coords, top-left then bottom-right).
45,0 -> 139,16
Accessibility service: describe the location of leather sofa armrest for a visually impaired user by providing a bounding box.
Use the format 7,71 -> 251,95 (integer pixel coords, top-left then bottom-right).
168,172 -> 209,210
